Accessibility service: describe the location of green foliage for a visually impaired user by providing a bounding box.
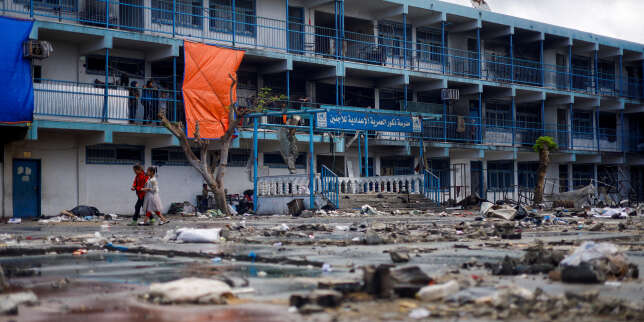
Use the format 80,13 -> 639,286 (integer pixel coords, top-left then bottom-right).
533,136 -> 558,152
254,87 -> 287,113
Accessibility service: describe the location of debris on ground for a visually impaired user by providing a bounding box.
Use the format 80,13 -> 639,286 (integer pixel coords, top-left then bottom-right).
553,241 -> 639,283
164,228 -> 223,243
290,289 -> 343,312
590,207 -> 636,218
417,280 -> 459,302
363,265 -> 433,298
145,278 -> 233,304
0,291 -> 38,314
390,251 -> 410,263
361,204 -> 382,216
487,242 -> 565,275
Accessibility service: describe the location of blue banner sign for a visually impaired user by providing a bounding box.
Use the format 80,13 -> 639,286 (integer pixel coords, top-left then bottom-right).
317,109 -> 421,133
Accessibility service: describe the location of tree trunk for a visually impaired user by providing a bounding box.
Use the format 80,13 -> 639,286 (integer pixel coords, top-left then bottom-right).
213,187 -> 228,214
533,147 -> 550,205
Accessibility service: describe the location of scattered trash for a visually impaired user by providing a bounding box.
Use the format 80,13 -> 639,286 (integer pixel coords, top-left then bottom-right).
417,280 -> 459,302
361,204 -> 381,216
590,207 -> 636,218
165,228 -> 222,243
408,307 -> 431,319
287,199 -> 305,216
8,218 -> 21,224
335,225 -> 349,231
290,289 -> 343,312
212,257 -> 222,263
362,265 -> 433,298
0,291 -> 38,314
72,249 -> 88,255
146,278 -> 233,304
322,263 -> 333,273
557,241 -> 639,283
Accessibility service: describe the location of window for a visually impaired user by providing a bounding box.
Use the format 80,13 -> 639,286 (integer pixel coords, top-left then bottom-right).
485,101 -> 511,129
16,0 -> 77,12
378,20 -> 411,58
428,158 -> 450,191
263,152 -> 306,168
416,27 -> 443,63
572,110 -> 593,140
237,71 -> 257,90
572,164 -> 594,188
379,88 -> 404,111
87,144 -> 144,165
487,160 -> 513,192
518,162 -> 538,189
559,164 -> 569,192
209,0 -> 256,36
86,55 -> 145,78
152,147 -> 198,166
228,149 -> 250,167
381,157 -> 413,176
516,104 -> 539,129
152,0 -> 203,29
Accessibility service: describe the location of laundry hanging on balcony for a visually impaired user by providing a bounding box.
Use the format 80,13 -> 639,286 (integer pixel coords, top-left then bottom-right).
0,17 -> 34,123
182,41 -> 245,139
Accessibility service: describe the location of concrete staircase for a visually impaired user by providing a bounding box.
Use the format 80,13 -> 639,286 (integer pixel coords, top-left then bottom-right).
338,193 -> 439,211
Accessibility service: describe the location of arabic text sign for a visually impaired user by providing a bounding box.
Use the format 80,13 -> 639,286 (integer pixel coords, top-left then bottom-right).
317,109 -> 421,133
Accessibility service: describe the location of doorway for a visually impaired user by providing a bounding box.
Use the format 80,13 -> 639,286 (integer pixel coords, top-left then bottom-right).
12,159 -> 41,218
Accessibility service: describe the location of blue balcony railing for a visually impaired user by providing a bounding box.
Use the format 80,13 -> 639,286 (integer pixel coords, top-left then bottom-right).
33,83 -> 632,154
4,0 -> 643,101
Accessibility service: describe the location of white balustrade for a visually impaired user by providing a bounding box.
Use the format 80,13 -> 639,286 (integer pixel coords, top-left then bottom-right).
257,173 -> 424,197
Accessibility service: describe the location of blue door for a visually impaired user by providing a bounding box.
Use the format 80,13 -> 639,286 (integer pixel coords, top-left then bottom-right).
13,159 -> 41,218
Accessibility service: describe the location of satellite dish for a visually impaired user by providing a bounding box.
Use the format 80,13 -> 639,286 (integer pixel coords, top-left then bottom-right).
471,0 -> 491,11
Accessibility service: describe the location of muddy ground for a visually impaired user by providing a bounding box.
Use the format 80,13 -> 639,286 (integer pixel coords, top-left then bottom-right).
0,209 -> 643,321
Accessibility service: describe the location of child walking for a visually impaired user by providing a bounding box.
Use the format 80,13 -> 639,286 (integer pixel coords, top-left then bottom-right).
129,164 -> 148,226
140,167 -> 170,226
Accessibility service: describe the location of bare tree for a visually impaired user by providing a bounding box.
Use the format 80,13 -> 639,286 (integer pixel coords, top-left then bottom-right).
159,75 -> 281,215
533,136 -> 558,206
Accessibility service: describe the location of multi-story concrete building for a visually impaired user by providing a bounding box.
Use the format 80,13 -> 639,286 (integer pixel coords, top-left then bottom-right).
1,0 -> 644,217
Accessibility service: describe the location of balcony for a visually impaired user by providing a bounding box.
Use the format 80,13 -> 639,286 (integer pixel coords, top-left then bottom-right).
31,83 -> 632,154
33,79 -> 185,124
5,0 -> 643,101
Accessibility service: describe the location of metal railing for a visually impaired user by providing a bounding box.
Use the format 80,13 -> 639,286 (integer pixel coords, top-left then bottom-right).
319,165 -> 339,208
4,0 -> 643,100
422,169 -> 441,205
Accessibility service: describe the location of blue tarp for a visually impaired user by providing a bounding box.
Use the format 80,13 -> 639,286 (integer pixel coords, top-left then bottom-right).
0,17 -> 34,123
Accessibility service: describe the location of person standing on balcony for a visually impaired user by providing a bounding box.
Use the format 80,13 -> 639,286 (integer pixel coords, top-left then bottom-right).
142,80 -> 159,123
128,81 -> 140,124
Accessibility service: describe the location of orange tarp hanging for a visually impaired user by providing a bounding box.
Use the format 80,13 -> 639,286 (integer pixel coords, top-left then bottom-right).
182,41 -> 245,139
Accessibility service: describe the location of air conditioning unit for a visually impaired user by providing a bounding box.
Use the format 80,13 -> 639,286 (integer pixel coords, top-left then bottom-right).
23,40 -> 53,59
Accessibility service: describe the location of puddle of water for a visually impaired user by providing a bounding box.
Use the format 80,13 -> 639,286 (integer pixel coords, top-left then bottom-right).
0,253 -> 194,285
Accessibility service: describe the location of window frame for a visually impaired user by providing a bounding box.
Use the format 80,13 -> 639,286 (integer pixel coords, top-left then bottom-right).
86,144 -> 145,165
208,0 -> 256,37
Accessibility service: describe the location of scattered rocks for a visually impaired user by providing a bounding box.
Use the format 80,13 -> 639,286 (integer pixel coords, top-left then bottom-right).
417,280 -> 459,302
390,251 -> 410,263
145,278 -> 234,304
290,289 -> 343,312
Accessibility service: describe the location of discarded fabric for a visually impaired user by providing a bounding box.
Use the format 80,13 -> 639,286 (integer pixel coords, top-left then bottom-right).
147,278 -> 233,304
165,228 -> 222,243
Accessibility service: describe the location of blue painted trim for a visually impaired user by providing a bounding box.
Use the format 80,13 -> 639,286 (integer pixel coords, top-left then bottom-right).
309,114 -> 314,209
252,118 -> 258,213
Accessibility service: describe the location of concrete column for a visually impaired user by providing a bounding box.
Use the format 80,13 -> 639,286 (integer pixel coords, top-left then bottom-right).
482,159 -> 488,200
567,163 -> 573,191
2,143 -> 13,218
305,80 -> 315,101
77,139 -> 88,206
513,159 -> 518,201
374,157 -> 381,176
374,88 -> 380,109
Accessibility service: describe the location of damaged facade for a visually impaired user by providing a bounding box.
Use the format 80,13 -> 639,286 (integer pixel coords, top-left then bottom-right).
1,0 -> 644,217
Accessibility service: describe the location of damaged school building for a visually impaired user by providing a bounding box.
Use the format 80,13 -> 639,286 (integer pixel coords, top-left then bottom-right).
1,0 -> 644,217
